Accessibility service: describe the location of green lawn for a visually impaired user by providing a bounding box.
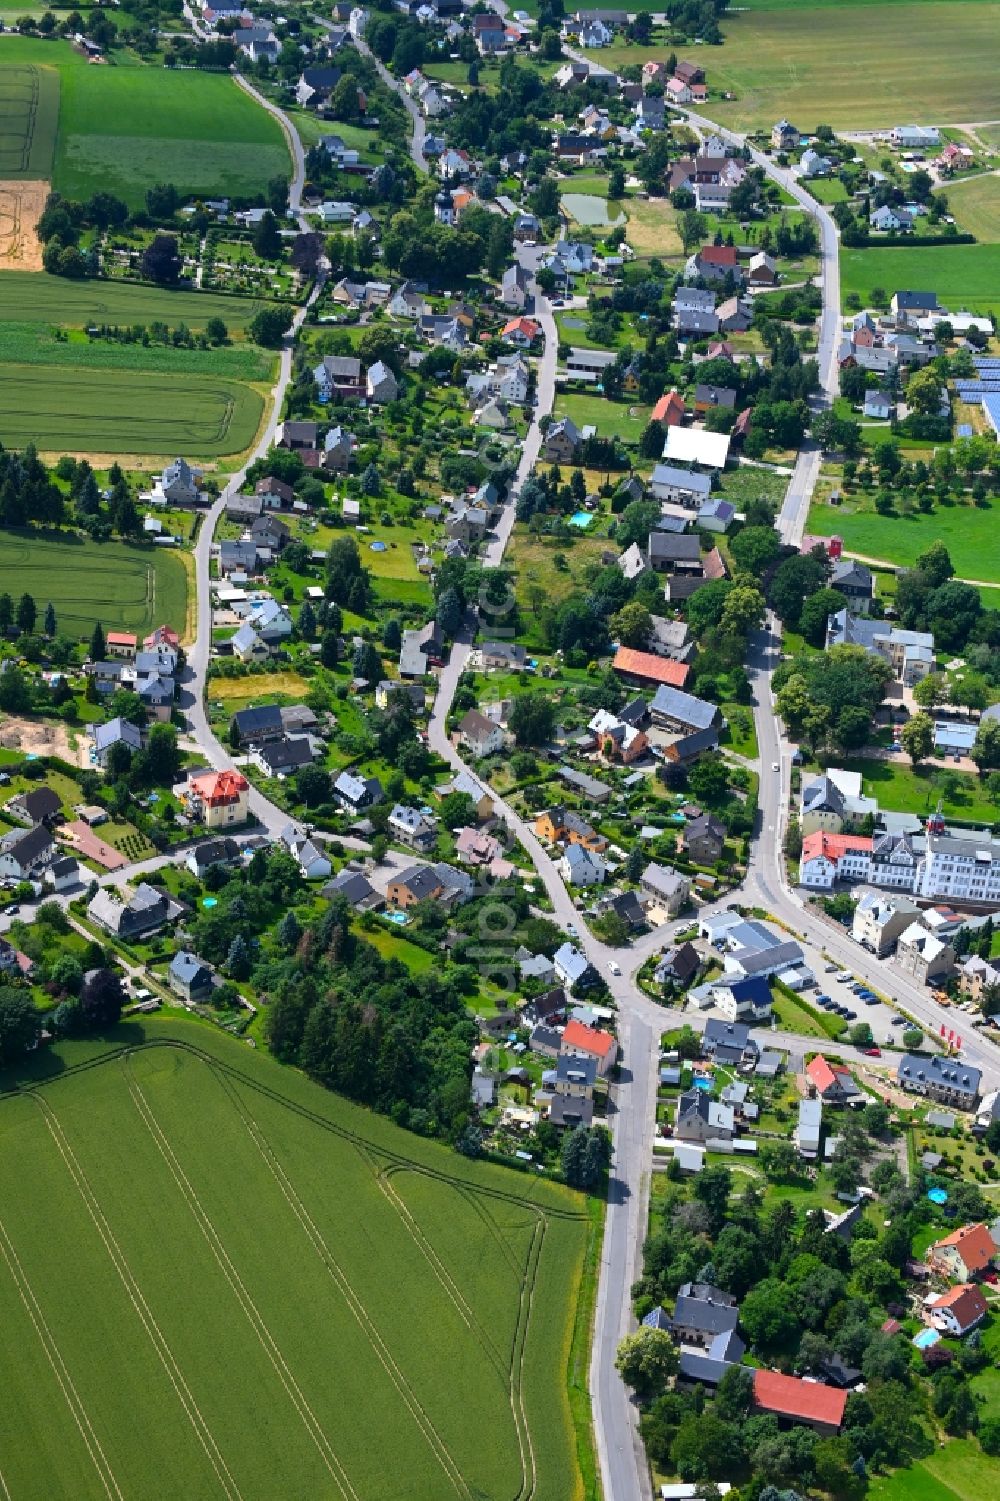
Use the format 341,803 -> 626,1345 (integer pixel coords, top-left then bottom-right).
840,242 -> 1000,317
0,1018 -> 592,1501
685,2 -> 1000,132
871,1441 -> 998,1501
841,757 -> 1000,824
807,494 -> 1000,583
0,38 -> 291,206
364,924 -> 436,974
0,529 -> 188,639
947,172 -> 1000,242
554,391 -> 652,444
807,178 -> 850,203
0,272 -> 273,333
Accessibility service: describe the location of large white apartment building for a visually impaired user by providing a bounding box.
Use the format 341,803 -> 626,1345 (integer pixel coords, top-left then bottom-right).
915,830 -> 1000,905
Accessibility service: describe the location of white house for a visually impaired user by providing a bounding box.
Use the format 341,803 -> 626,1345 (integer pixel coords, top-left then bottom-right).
560,842 -> 606,887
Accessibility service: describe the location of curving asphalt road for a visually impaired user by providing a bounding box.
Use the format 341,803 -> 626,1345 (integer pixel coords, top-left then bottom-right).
164,57 -> 1000,1501
347,28 -> 428,173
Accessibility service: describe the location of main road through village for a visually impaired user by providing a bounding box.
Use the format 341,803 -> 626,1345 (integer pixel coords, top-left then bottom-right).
49,51 -> 1000,1501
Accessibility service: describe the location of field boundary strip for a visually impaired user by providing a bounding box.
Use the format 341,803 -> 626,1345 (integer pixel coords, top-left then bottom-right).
0,1209 -> 124,1501
121,1051 -> 362,1501
5,1036 -> 590,1222
209,1059 -> 474,1501
25,1091 -> 247,1501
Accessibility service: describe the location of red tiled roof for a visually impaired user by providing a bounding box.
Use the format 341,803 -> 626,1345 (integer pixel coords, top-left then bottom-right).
562,1018 -> 615,1059
501,316 -> 539,339
753,1369 -> 847,1428
931,1222 -> 996,1275
801,831 -> 873,863
931,1284 -> 988,1329
703,547 -> 727,581
699,245 -> 738,267
189,769 -> 249,807
612,647 -> 689,687
806,1055 -> 852,1095
106,631 -> 136,646
651,391 -> 686,424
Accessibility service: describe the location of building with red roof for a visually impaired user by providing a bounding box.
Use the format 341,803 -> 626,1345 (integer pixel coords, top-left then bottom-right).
106,631 -> 137,659
612,646 -> 689,689
560,1018 -> 618,1077
799,831 -> 872,890
144,625 -> 180,651
806,1054 -> 860,1105
186,769 -> 250,829
752,1369 -> 847,1434
928,1283 -> 988,1337
928,1222 -> 996,1282
650,390 -> 686,426
500,316 -> 540,347
698,244 -> 739,268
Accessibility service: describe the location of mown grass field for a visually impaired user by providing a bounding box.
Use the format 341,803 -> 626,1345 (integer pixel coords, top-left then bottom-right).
948,172 -> 1000,242
841,758 -> 999,824
0,361 -> 264,457
0,529 -> 188,637
840,242 -> 1000,316
870,1440 -> 998,1501
0,58 -> 57,176
605,1 -> 1000,131
555,391 -> 652,443
0,1020 -> 592,1501
806,494 -> 1000,583
0,37 -> 290,206
0,271 -> 271,332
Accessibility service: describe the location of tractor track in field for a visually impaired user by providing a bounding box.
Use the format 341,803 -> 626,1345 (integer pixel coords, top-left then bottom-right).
122,1052 -> 361,1501
28,1090 -> 245,1501
0,1209 -> 125,1501
208,1059 -> 473,1501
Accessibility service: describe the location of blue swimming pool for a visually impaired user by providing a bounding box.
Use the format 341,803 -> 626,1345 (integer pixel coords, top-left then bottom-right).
569,511 -> 594,529
202,897 -> 218,909
928,1186 -> 949,1205
913,1328 -> 940,1349
385,911 -> 409,926
693,1077 -> 712,1092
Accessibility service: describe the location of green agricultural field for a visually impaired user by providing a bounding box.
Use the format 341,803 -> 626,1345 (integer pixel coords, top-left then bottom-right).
948,171 -> 1000,242
0,361 -> 264,457
0,57 -> 57,176
870,1439 -> 998,1501
840,242 -> 1000,316
0,321 -> 275,381
806,494 -> 1000,584
0,37 -> 290,205
635,1 -> 1000,132
0,529 -> 188,637
0,1020 -> 592,1501
0,270 -> 272,332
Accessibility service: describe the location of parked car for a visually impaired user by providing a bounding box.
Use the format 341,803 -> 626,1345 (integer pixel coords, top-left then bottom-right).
815,994 -> 832,1005
863,1047 -> 882,1057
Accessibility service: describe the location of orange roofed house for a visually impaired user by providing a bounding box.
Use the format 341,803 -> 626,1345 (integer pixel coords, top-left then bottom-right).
927,1222 -> 996,1283
612,647 -> 689,690
651,390 -> 686,426
185,769 -> 250,829
560,1017 -> 617,1076
106,631 -> 137,660
752,1369 -> 847,1435
798,831 -> 872,890
928,1284 -> 988,1337
806,1054 -> 860,1105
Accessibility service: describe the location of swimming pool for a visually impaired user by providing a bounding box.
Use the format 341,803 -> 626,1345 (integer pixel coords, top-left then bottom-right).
202,897 -> 218,909
693,1077 -> 712,1092
385,911 -> 409,926
928,1186 -> 949,1205
569,511 -> 594,529
913,1328 -> 940,1349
